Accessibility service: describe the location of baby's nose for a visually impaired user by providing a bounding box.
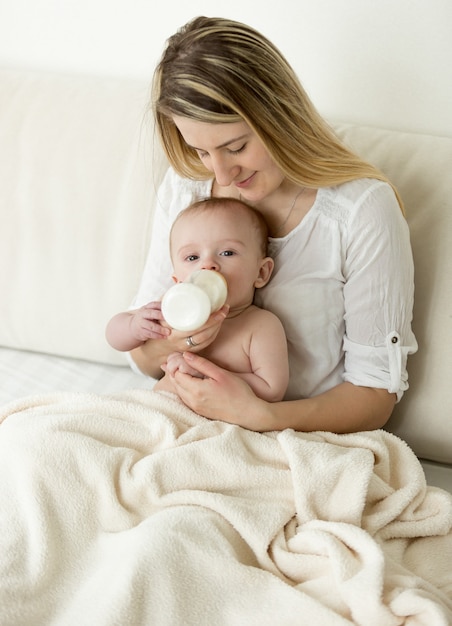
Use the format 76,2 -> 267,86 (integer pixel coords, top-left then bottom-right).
201,260 -> 220,271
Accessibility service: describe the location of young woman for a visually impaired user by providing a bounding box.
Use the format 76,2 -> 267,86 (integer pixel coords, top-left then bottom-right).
129,16 -> 417,433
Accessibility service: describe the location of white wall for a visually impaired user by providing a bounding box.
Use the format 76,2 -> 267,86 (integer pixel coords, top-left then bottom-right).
1,0 -> 451,137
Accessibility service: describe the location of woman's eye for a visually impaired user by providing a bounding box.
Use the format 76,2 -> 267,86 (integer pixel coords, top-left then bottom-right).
229,144 -> 246,155
196,144 -> 245,158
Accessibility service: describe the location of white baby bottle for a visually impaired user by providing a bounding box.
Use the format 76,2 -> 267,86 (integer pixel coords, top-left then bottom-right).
161,269 -> 228,332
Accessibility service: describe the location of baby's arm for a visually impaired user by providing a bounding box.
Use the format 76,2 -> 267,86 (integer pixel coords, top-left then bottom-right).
106,302 -> 169,352
239,310 -> 289,402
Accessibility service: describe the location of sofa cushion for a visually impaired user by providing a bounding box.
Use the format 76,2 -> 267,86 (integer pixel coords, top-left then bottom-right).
334,123 -> 452,464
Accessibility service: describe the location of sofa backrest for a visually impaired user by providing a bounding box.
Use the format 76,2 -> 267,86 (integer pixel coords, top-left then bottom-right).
0,68 -> 167,365
0,69 -> 450,464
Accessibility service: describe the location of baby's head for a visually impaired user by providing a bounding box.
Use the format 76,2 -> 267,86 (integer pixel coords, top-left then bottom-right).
170,197 -> 269,257
169,197 -> 274,307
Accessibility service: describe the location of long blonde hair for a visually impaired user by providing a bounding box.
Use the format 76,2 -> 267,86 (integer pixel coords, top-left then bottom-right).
152,16 -> 403,211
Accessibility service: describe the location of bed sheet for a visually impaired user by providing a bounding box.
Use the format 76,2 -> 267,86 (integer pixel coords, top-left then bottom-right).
0,346 -> 153,405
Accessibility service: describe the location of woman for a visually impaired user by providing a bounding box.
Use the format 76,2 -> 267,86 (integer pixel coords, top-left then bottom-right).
130,16 -> 417,433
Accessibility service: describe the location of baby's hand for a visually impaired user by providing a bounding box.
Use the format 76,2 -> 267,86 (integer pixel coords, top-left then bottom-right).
163,352 -> 205,379
130,301 -> 170,341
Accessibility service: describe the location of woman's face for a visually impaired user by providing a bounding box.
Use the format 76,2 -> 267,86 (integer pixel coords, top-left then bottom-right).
172,116 -> 285,204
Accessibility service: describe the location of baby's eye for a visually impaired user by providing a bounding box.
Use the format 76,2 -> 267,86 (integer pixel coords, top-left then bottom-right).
220,250 -> 235,257
185,254 -> 199,262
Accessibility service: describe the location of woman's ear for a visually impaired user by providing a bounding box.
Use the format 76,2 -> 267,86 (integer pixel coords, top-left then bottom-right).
254,257 -> 274,289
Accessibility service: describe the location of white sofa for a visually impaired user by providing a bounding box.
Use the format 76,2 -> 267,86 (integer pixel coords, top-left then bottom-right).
1,67 -> 451,493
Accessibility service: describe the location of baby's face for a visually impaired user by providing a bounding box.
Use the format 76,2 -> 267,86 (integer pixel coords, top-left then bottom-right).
170,208 -> 268,310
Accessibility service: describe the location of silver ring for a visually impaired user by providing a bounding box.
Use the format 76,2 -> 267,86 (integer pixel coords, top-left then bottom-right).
186,335 -> 198,348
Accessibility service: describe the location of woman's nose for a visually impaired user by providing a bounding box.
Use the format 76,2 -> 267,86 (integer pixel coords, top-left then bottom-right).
210,155 -> 239,187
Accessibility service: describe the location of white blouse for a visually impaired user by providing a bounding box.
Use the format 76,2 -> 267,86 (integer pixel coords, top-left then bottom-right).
131,168 -> 418,401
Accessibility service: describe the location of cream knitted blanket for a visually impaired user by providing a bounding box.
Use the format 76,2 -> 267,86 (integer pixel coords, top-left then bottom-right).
0,389 -> 451,625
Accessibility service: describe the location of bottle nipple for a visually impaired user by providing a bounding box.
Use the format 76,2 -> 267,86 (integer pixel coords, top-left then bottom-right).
161,270 -> 228,332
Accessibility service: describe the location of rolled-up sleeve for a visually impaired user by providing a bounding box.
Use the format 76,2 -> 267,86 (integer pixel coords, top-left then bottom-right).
342,183 -> 418,400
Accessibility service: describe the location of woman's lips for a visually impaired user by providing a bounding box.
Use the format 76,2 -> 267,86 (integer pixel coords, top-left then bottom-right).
235,173 -> 256,189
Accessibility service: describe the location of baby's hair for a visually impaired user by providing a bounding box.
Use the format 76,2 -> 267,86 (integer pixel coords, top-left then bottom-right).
170,197 -> 270,256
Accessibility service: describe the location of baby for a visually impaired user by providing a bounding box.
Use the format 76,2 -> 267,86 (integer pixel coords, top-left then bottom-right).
107,197 -> 289,402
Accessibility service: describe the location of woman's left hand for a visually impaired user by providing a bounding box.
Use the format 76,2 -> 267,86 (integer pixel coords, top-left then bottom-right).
169,353 -> 396,434
169,352 -> 269,430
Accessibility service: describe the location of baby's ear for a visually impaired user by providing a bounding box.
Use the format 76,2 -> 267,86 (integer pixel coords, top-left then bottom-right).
254,257 -> 274,289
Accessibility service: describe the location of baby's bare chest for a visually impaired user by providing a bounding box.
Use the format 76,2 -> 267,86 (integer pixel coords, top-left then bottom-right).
201,316 -> 254,374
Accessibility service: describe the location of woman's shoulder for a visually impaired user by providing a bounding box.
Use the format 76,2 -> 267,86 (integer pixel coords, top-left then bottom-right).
155,168 -> 213,221
316,178 -> 401,226
160,167 -> 213,204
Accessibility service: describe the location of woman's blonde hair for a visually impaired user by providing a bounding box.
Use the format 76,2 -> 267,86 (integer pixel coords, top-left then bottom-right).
152,16 -> 403,211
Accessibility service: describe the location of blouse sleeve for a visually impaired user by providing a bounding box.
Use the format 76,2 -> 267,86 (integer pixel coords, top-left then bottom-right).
130,169 -> 213,309
342,182 -> 418,401
130,169 -> 176,309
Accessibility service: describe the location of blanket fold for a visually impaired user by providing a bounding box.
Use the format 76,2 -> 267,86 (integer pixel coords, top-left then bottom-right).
0,389 -> 451,625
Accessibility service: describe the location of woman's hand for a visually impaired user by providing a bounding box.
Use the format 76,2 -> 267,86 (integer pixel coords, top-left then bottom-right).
130,305 -> 229,378
169,352 -> 271,430
177,304 -> 230,353
167,353 -> 396,434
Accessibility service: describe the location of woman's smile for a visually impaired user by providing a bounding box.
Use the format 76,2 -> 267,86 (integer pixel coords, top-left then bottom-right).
235,172 -> 256,189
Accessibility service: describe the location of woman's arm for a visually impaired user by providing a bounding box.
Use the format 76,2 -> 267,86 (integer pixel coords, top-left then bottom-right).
169,352 -> 396,433
131,336 -> 181,379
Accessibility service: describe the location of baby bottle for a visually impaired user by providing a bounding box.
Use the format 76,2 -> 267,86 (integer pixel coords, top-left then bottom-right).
161,269 -> 228,332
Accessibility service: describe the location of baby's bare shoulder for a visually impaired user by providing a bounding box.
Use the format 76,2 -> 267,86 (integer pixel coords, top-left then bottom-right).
244,305 -> 284,331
